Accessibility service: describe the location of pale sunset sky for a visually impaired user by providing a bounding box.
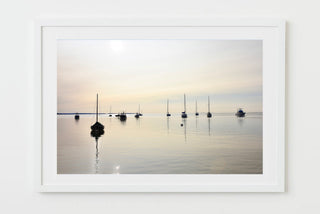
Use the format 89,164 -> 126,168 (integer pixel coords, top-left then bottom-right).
57,40 -> 262,113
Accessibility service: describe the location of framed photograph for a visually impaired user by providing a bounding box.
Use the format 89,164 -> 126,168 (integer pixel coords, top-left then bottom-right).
34,18 -> 285,192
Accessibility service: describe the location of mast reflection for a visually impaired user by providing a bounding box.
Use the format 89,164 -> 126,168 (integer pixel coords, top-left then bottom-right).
237,118 -> 244,126
91,129 -> 104,174
208,118 -> 211,136
182,118 -> 187,143
196,116 -> 198,129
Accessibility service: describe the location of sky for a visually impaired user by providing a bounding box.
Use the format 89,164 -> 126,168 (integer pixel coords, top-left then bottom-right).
57,40 -> 262,113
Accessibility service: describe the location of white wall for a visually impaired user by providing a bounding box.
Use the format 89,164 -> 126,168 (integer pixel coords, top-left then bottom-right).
0,0 -> 319,213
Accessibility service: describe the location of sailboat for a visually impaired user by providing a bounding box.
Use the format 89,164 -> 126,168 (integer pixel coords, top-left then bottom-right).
166,99 -> 171,117
181,94 -> 188,118
195,99 -> 199,116
74,112 -> 80,120
207,96 -> 212,118
135,105 -> 140,118
235,108 -> 246,117
91,94 -> 104,136
108,106 -> 112,117
119,111 -> 127,121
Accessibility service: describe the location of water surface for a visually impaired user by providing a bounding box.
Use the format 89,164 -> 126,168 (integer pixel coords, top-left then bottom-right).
57,113 -> 262,174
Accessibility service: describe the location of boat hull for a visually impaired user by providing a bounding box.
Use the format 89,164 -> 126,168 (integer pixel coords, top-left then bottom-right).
91,121 -> 104,130
181,112 -> 187,118
207,112 -> 212,118
90,129 -> 104,138
119,114 -> 127,121
235,112 -> 246,117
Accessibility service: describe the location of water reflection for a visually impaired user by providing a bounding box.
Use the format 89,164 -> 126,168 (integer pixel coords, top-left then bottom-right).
90,129 -> 104,138
58,114 -> 263,174
208,118 -> 211,136
94,137 -> 99,173
237,118 -> 244,126
113,165 -> 120,174
196,116 -> 198,129
136,116 -> 141,128
182,118 -> 187,143
90,129 -> 104,174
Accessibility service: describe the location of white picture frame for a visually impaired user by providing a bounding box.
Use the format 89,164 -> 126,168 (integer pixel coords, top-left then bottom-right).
34,17 -> 285,192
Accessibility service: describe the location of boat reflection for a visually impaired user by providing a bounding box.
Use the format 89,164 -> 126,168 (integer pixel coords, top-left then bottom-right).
196,116 -> 198,129
94,137 -> 99,173
136,115 -> 141,128
182,118 -> 187,143
237,117 -> 244,126
118,112 -> 127,125
90,128 -> 104,174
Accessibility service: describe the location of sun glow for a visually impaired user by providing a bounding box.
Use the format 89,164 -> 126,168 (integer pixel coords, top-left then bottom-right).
109,40 -> 124,53
58,40 -> 262,113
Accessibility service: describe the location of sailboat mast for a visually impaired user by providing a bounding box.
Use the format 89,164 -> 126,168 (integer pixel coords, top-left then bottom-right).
184,94 -> 186,112
208,96 -> 210,112
167,99 -> 169,113
96,94 -> 98,122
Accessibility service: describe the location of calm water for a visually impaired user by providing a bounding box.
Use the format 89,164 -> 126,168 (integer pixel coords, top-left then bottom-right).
57,113 -> 262,174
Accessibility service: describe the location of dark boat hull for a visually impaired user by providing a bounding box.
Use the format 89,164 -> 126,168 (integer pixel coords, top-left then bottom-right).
235,112 -> 246,117
119,114 -> 127,121
91,121 -> 104,130
181,112 -> 187,118
90,129 -> 104,138
207,112 -> 212,118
